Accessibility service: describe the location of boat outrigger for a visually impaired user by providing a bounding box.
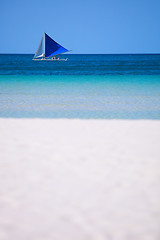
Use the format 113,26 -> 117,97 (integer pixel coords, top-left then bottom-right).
33,33 -> 71,61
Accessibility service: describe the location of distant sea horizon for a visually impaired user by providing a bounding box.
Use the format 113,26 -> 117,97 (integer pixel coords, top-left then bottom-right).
0,53 -> 160,54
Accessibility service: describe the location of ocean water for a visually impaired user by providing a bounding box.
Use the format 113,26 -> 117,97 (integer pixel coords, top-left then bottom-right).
0,54 -> 160,119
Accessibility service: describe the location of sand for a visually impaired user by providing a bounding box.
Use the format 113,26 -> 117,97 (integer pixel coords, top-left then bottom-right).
0,119 -> 160,240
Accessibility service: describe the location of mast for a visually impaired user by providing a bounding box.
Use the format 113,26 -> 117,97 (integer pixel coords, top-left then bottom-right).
44,32 -> 45,58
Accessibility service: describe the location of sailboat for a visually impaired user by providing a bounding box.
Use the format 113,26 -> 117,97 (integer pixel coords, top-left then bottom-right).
33,33 -> 71,61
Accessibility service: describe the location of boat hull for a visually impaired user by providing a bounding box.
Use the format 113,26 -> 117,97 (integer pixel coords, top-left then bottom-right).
33,58 -> 68,61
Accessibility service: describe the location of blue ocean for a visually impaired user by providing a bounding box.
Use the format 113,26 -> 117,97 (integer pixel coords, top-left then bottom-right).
0,54 -> 160,118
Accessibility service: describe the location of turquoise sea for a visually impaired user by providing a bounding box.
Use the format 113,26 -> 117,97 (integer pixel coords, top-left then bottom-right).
0,54 -> 160,119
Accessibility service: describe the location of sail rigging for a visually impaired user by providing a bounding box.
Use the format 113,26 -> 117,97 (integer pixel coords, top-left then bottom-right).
33,37 -> 44,59
33,33 -> 69,60
45,33 -> 69,57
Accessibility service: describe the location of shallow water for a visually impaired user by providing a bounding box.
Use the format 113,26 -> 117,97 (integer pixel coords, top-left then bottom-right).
0,74 -> 160,119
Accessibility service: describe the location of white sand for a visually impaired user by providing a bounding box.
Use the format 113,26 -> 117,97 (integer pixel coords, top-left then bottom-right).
0,119 -> 160,240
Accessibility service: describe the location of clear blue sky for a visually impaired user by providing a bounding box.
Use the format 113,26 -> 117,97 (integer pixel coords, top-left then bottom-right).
1,0 -> 160,54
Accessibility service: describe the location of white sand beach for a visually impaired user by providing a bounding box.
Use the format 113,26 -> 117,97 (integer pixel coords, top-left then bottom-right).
0,119 -> 160,240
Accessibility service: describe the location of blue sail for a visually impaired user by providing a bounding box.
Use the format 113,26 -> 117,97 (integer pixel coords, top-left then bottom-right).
45,33 -> 69,57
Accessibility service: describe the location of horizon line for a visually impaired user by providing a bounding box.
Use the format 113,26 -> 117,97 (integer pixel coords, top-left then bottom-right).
0,53 -> 160,55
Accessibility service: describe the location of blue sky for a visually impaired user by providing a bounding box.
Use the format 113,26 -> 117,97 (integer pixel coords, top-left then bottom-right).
1,0 -> 160,54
